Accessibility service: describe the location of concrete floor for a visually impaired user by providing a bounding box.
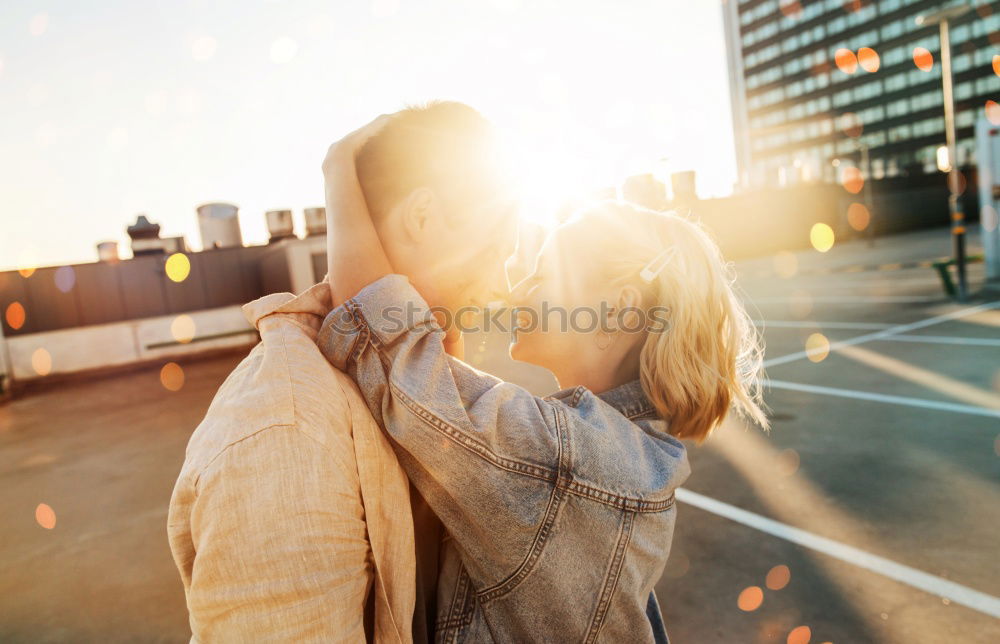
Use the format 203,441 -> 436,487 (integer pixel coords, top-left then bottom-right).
657,227 -> 1000,643
1,225 -> 997,642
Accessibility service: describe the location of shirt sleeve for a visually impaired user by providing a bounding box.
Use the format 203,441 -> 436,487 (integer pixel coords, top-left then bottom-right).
178,426 -> 372,643
318,274 -> 566,586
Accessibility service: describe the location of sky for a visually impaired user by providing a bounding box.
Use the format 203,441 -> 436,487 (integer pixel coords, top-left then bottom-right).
0,0 -> 738,270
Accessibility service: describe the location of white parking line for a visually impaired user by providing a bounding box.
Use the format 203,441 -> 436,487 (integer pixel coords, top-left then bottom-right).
763,301 -> 1000,368
753,320 -> 895,330
879,335 -> 1000,347
751,295 -> 941,304
676,488 -> 1000,619
766,380 -> 1000,418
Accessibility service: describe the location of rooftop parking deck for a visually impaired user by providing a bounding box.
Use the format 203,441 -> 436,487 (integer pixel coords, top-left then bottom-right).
1,226 -> 998,643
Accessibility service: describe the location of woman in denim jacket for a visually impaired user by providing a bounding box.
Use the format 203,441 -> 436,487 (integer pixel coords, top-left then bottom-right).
318,118 -> 769,643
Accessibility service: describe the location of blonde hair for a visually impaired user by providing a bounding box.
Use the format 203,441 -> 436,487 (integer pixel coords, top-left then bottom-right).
569,201 -> 770,442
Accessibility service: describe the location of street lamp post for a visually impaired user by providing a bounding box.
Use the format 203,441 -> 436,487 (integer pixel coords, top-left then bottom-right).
0,322 -> 11,399
917,4 -> 972,301
856,141 -> 875,247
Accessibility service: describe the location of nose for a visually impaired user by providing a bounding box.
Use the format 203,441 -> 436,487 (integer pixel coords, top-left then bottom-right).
505,253 -> 531,291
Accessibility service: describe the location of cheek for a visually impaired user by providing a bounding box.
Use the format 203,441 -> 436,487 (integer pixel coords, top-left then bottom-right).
510,324 -> 578,372
439,236 -> 492,290
510,300 -> 571,357
426,225 -> 464,266
527,284 -> 562,311
538,268 -> 593,310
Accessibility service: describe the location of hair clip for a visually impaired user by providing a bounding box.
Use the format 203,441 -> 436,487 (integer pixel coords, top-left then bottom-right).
639,246 -> 677,283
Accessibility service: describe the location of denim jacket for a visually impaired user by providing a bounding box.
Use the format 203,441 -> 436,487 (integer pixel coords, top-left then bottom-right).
318,275 -> 691,643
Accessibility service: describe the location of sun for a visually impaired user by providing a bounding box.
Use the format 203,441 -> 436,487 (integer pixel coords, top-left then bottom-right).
490,117 -> 606,229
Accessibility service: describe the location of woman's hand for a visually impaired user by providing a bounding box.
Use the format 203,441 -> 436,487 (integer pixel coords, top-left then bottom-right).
321,114 -> 391,179
323,115 -> 395,307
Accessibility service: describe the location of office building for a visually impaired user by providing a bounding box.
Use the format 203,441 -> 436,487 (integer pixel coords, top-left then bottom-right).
723,0 -> 1000,189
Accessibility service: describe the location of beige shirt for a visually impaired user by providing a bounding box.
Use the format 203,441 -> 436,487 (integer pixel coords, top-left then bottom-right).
167,283 -> 416,643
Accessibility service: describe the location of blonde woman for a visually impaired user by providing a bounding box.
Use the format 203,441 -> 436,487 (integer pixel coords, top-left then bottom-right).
318,117 -> 769,642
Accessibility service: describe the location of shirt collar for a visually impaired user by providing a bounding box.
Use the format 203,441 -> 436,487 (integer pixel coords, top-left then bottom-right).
242,282 -> 333,330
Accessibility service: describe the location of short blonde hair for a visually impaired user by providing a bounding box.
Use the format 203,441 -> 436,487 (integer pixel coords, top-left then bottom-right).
356,101 -> 503,221
569,201 -> 769,442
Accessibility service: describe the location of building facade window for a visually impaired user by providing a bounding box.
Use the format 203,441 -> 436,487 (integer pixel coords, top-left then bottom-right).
729,0 -> 998,188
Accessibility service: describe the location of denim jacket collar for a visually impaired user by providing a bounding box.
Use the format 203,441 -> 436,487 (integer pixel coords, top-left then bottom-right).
549,379 -> 658,421
597,379 -> 659,420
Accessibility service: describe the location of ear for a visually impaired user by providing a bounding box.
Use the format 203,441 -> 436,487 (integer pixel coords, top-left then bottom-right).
609,284 -> 643,331
400,187 -> 437,243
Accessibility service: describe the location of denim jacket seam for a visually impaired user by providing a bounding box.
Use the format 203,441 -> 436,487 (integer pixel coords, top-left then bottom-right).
584,510 -> 636,644
476,405 -> 571,604
342,300 -> 370,366
476,479 -> 566,604
436,567 -> 474,635
349,291 -> 439,349
389,382 -> 559,482
448,567 -> 471,625
434,615 -> 473,633
563,485 -> 677,513
555,404 -> 573,476
558,385 -> 657,420
459,573 -> 479,635
435,612 -> 474,634
548,401 -> 678,512
436,569 -> 478,638
627,408 -> 659,421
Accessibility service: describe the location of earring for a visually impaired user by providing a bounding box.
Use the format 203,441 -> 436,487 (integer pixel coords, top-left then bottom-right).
595,329 -> 616,350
